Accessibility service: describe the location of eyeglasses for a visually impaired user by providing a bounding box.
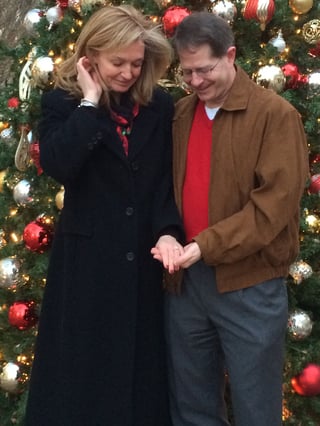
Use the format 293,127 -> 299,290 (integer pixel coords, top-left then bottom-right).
180,59 -> 221,81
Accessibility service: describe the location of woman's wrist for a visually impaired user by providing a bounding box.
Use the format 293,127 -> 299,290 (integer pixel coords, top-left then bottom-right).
79,98 -> 98,108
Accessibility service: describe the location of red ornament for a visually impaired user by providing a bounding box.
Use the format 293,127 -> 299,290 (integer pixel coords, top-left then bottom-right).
291,363 -> 320,396
308,174 -> 320,195
7,97 -> 20,108
281,63 -> 300,89
309,42 -> 320,58
57,0 -> 68,8
243,0 -> 275,30
8,301 -> 38,330
162,6 -> 191,38
23,216 -> 54,253
29,141 -> 43,175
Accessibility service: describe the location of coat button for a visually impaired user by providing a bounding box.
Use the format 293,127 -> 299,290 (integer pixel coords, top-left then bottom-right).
131,161 -> 139,172
126,252 -> 135,261
126,207 -> 134,216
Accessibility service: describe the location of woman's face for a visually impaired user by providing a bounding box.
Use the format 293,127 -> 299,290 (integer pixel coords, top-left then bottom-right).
93,40 -> 145,93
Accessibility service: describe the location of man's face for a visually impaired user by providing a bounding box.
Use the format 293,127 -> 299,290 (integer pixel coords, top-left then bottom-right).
178,44 -> 236,108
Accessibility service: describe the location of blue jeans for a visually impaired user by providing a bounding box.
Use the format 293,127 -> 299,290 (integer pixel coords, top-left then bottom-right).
165,261 -> 288,426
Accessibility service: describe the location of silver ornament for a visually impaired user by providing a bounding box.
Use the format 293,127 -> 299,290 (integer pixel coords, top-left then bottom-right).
307,70 -> 320,98
211,0 -> 237,24
289,260 -> 313,284
31,56 -> 55,89
255,65 -> 286,93
46,6 -> 64,30
13,179 -> 33,206
288,309 -> 313,340
23,9 -> 42,35
0,258 -> 20,289
0,362 -> 21,393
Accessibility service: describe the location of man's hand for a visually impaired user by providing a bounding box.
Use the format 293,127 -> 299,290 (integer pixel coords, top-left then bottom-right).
173,241 -> 201,268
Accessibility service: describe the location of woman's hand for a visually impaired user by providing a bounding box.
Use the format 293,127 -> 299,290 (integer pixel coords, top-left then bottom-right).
76,56 -> 103,104
151,235 -> 184,274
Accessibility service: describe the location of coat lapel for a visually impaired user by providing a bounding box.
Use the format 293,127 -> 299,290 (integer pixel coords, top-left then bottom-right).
127,106 -> 159,159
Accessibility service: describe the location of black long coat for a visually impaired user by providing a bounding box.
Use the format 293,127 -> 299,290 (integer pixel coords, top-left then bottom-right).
24,88 -> 182,426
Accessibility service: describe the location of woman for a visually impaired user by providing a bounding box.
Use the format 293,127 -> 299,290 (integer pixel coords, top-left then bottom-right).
24,5 -> 183,425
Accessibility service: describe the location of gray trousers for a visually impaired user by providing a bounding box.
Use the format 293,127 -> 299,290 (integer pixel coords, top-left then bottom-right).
165,261 -> 288,426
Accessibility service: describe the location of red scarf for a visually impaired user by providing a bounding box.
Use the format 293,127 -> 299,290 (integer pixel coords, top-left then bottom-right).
110,103 -> 139,156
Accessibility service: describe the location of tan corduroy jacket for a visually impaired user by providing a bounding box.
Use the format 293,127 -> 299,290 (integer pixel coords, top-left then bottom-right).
170,65 -> 309,293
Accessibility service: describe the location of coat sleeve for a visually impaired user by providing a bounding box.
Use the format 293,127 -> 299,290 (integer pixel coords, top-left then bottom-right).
38,89 -> 109,184
194,104 -> 309,265
151,91 -> 184,242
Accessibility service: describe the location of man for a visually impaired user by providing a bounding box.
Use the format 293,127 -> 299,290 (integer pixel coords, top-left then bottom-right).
163,11 -> 309,426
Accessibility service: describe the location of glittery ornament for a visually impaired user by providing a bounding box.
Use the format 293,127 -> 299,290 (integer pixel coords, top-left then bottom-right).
23,215 -> 54,253
0,362 -> 21,393
0,258 -> 20,289
243,0 -> 275,30
13,179 -> 33,206
162,6 -> 191,38
302,19 -> 320,45
289,0 -> 313,14
7,97 -> 20,108
291,364 -> 320,396
289,260 -> 313,284
211,0 -> 237,24
8,301 -> 38,330
288,309 -> 313,340
255,64 -> 285,93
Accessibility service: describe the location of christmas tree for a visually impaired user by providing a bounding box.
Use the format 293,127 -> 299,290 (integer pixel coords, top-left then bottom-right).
0,0 -> 320,424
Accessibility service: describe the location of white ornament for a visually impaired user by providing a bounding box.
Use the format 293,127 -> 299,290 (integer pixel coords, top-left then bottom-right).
270,30 -> 286,52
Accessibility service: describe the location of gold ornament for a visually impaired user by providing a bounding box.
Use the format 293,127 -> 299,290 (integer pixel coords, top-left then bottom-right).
289,0 -> 313,14
15,127 -> 31,172
0,121 -> 9,132
55,186 -> 65,210
0,170 -> 7,193
31,56 -> 55,89
302,19 -> 320,45
255,65 -> 285,93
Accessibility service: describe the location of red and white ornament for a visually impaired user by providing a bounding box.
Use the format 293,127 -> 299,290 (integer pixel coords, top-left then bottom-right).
243,0 -> 275,30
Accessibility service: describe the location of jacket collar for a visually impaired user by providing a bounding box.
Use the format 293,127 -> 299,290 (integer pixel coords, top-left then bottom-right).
174,65 -> 252,118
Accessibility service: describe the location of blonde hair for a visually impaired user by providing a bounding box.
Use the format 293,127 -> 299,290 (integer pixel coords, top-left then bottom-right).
55,5 -> 172,107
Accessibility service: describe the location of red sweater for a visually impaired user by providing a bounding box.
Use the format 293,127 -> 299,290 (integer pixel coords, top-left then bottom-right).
182,101 -> 213,242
